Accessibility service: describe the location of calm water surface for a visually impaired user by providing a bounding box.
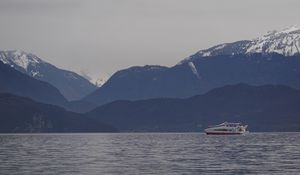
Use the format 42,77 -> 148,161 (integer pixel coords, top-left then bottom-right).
0,133 -> 299,175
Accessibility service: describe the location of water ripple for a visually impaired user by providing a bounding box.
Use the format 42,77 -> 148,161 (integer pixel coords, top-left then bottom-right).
0,133 -> 299,175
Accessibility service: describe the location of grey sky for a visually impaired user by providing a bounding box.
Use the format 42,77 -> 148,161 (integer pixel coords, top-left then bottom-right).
0,0 -> 299,79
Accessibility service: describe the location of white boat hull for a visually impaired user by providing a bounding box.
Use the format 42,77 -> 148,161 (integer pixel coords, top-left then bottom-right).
205,131 -> 247,135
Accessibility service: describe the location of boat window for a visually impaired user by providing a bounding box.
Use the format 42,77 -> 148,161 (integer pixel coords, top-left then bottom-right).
214,129 -> 230,131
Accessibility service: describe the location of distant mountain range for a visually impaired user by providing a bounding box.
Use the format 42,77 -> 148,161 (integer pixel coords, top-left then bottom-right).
0,60 -> 100,113
0,93 -> 116,133
83,26 -> 300,106
2,84 -> 299,132
87,84 -> 300,132
0,50 -> 97,100
1,26 -> 300,132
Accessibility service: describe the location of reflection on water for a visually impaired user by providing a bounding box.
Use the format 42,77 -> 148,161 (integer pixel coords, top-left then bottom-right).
0,133 -> 299,175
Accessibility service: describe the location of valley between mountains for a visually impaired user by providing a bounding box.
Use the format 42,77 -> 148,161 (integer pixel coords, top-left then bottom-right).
1,26 -> 300,132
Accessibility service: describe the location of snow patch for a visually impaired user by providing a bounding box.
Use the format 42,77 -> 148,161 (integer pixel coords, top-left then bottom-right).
30,70 -> 40,77
188,61 -> 201,79
92,77 -> 107,87
79,70 -> 109,87
214,44 -> 227,50
202,51 -> 211,57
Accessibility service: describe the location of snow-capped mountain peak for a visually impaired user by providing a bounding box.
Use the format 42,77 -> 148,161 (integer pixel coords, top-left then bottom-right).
0,50 -> 97,100
79,71 -> 109,87
180,25 -> 300,64
246,25 -> 300,56
0,50 -> 44,71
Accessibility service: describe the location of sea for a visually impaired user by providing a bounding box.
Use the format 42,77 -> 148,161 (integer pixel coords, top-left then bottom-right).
0,133 -> 299,175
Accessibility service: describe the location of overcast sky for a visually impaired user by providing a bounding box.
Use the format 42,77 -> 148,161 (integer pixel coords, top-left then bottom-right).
0,0 -> 299,79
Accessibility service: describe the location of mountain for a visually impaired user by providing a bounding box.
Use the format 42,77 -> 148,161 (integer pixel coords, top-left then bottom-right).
0,50 -> 97,100
87,84 -> 300,132
0,58 -> 96,113
0,93 -> 116,133
83,26 -> 300,105
79,71 -> 108,87
83,65 -> 170,104
181,25 -> 300,62
0,61 -> 68,106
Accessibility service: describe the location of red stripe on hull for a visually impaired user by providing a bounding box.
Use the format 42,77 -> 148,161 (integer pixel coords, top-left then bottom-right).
206,132 -> 243,135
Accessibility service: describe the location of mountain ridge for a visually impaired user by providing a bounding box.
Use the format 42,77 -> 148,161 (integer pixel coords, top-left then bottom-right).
82,26 -> 300,106
83,53 -> 300,106
0,60 -> 68,107
181,25 -> 300,64
0,50 -> 97,100
0,93 -> 116,133
87,84 -> 300,132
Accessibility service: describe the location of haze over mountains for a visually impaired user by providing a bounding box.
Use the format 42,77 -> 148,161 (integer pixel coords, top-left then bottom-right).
1,26 -> 300,132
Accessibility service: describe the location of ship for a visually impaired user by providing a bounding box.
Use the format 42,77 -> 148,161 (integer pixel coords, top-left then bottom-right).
204,122 -> 248,135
